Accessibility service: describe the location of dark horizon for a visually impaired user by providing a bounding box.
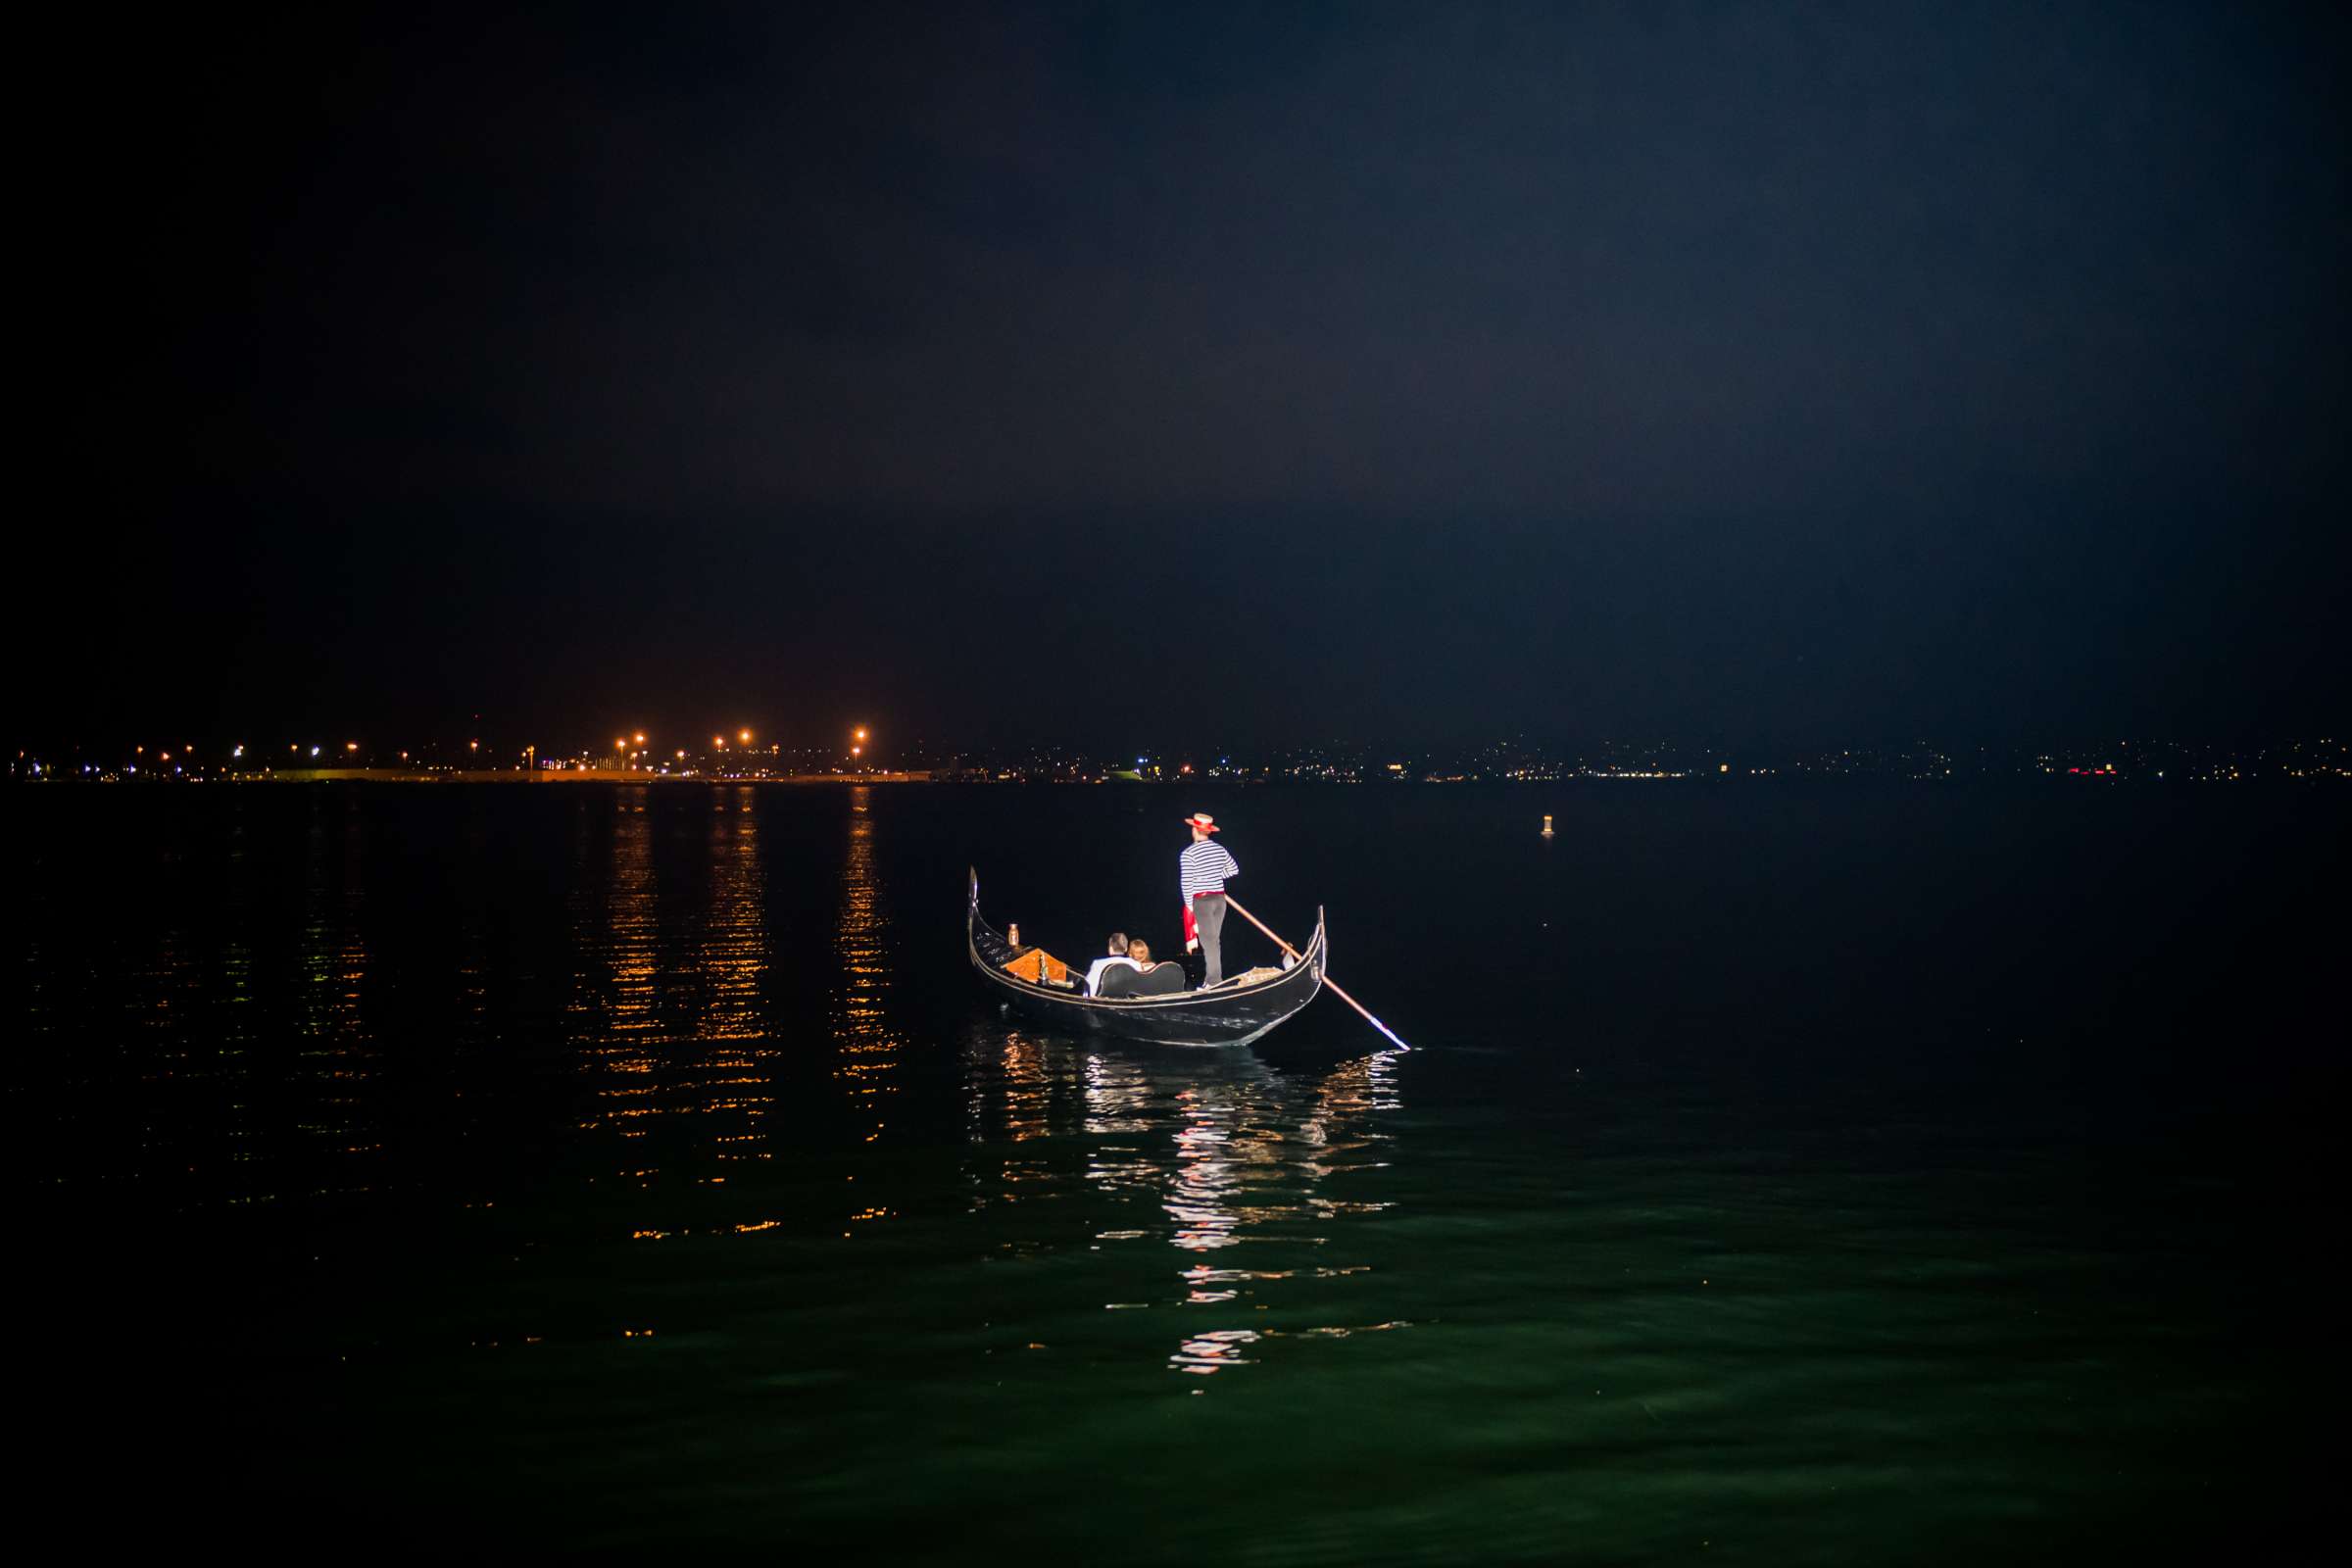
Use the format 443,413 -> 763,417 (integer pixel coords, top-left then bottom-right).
14,729 -> 2342,786
36,2 -> 2350,750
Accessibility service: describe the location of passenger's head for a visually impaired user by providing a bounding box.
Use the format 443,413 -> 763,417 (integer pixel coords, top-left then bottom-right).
1106,932 -> 1129,956
1128,939 -> 1152,963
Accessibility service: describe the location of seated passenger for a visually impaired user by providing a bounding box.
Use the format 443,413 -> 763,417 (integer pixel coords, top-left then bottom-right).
1101,939 -> 1190,998
1083,932 -> 1143,997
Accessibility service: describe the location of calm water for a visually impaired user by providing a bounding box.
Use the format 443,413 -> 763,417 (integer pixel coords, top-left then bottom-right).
14,782 -> 2335,1559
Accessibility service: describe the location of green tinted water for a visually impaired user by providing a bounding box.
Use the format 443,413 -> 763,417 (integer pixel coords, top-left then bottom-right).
15,783 -> 2322,1559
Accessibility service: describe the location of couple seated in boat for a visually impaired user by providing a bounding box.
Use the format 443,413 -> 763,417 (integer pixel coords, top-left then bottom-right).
1085,932 -> 1190,998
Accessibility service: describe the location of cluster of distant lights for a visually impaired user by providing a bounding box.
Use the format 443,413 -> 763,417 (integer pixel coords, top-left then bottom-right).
31,725 -> 878,778
604,726 -> 870,768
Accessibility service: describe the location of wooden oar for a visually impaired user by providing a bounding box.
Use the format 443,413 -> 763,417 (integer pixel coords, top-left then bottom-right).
1222,896 -> 1412,1052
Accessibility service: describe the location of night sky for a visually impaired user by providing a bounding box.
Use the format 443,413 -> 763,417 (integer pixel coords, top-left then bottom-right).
44,2 -> 2349,753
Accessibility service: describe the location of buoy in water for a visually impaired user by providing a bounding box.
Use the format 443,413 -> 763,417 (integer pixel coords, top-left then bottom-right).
1541,814 -> 1554,836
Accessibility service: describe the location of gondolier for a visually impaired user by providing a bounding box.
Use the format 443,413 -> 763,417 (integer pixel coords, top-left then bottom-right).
1179,813 -> 1241,987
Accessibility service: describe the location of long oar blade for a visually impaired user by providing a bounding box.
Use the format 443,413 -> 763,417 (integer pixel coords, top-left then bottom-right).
1223,896 -> 1411,1052
1328,981 -> 1412,1053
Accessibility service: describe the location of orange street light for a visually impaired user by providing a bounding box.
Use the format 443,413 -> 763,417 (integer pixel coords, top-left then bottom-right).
738,729 -> 752,745
854,726 -> 868,743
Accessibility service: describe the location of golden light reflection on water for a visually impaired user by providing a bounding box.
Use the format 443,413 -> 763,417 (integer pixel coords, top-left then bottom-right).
702,789 -> 766,1045
697,787 -> 775,1172
831,787 -> 903,1153
566,787 -> 779,1186
570,793 -> 661,1162
293,800 -> 379,1182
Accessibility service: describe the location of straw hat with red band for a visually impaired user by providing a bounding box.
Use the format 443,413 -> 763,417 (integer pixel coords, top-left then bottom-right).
1182,813 -> 1220,832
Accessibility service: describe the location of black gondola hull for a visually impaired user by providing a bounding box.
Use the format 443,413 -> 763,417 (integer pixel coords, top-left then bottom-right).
968,870 -> 1324,1047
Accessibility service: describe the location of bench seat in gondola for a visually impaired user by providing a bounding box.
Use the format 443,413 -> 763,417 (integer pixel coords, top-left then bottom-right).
1098,962 -> 1189,999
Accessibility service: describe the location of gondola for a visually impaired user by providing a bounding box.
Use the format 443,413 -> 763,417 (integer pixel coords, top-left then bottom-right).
967,869 -> 1325,1048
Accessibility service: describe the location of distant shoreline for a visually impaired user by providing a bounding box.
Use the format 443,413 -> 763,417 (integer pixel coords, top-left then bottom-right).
24,768 -> 2340,786
216,768 -> 939,784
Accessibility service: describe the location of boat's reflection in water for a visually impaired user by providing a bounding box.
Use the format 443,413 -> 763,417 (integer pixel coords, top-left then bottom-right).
962,1030 -> 1407,1377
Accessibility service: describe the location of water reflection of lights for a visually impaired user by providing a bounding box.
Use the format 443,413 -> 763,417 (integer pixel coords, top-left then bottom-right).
697,787 -> 773,1172
1081,1052 -> 1153,1136
998,1032 -> 1056,1143
702,788 -> 766,1045
961,1032 -> 1411,1379
832,787 -> 903,1159
1170,1327 -> 1261,1375
564,788 -> 780,1193
1167,1094 -> 1247,1254
569,793 -> 661,1168
292,797 -> 381,1184
1158,1054 -> 1408,1372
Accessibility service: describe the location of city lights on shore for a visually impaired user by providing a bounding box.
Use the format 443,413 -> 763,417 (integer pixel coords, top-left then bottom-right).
14,731 -> 2350,786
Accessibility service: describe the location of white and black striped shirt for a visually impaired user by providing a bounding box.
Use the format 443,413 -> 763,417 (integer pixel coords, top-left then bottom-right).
1179,838 -> 1239,903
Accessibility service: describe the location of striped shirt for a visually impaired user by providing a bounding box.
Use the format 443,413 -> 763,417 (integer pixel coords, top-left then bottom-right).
1179,838 -> 1240,903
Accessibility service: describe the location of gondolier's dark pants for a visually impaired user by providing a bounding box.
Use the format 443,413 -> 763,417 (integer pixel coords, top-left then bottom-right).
1194,893 -> 1227,988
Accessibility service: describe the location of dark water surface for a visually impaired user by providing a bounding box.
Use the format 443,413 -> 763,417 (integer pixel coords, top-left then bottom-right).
13,783 -> 2335,1560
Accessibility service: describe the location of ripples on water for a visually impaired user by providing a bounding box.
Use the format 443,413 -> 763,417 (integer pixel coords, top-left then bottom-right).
965,1029 -> 1406,1376
14,782 -> 2328,1560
